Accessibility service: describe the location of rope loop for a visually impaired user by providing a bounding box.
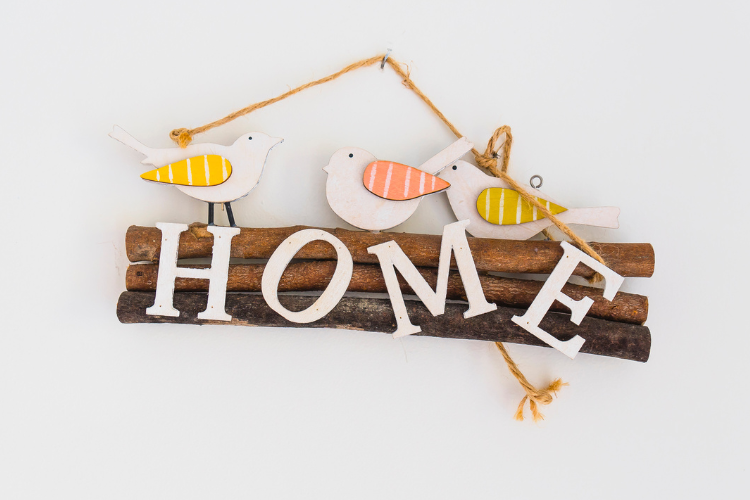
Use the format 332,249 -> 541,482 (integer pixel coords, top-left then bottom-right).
474,125 -> 513,173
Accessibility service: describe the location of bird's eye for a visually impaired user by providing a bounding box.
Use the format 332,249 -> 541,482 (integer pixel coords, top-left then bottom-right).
248,137 -> 252,140
452,165 -> 457,170
348,153 -> 353,158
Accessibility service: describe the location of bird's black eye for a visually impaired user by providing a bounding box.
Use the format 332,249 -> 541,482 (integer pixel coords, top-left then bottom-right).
248,137 -> 252,140
452,165 -> 457,170
349,153 -> 353,158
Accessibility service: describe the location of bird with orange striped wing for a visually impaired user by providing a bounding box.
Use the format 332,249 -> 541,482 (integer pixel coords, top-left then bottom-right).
323,138 -> 473,231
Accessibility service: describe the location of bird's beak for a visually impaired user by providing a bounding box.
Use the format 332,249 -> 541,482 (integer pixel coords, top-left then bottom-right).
322,164 -> 330,173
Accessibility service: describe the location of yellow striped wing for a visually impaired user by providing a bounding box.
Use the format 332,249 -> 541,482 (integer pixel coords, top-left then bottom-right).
140,155 -> 232,186
476,188 -> 567,225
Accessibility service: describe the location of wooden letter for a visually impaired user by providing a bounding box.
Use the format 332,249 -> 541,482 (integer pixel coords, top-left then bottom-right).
512,241 -> 625,358
146,223 -> 239,321
367,220 -> 497,338
262,229 -> 353,322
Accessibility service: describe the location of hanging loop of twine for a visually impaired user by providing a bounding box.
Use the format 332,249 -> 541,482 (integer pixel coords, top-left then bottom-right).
165,53 -> 617,420
474,125 -> 513,172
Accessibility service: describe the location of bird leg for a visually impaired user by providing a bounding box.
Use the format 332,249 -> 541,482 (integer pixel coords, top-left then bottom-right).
225,202 -> 237,227
207,203 -> 215,226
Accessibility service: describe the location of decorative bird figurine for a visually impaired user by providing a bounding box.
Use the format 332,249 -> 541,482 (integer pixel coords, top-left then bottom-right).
109,126 -> 283,226
323,138 -> 473,231
440,160 -> 620,240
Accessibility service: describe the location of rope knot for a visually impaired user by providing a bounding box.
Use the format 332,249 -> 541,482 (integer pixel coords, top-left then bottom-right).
514,379 -> 567,422
475,125 -> 513,175
495,342 -> 567,422
170,128 -> 193,148
475,150 -> 499,170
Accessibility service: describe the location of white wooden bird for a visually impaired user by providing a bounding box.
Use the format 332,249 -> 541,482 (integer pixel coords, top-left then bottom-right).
110,126 -> 283,226
323,138 -> 473,231
440,160 -> 620,240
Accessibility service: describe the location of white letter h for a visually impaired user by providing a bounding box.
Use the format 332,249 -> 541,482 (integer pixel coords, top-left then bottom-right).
146,222 -> 240,321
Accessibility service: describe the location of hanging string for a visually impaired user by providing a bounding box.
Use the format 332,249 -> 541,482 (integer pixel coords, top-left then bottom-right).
169,55 -> 384,148
168,53 -> 612,420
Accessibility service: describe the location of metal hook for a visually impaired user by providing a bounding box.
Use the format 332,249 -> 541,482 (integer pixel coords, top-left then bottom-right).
381,49 -> 392,69
530,175 -> 543,189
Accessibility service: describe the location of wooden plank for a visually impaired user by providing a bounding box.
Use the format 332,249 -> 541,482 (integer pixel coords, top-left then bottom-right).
126,262 -> 649,324
116,292 -> 651,363
125,224 -> 655,279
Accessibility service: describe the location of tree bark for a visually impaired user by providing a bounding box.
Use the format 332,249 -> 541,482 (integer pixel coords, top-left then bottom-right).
117,292 -> 651,362
125,224 -> 655,279
126,262 -> 648,324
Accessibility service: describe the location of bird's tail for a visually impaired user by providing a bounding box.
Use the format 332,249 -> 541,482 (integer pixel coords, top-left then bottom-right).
563,206 -> 620,229
109,125 -> 154,161
418,137 -> 474,174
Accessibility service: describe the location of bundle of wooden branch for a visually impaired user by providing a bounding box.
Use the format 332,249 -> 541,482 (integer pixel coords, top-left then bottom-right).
117,224 -> 655,362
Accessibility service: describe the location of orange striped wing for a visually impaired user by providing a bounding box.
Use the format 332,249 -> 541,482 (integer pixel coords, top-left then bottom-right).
363,161 -> 450,201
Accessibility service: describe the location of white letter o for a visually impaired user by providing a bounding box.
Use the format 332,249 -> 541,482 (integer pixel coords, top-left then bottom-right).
261,229 -> 353,323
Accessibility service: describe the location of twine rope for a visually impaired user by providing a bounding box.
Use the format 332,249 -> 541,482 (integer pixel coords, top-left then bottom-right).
169,55 -> 385,148
495,343 -> 567,422
168,54 -> 612,421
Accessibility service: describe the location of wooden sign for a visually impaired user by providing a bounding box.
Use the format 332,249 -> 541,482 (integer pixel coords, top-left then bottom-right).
110,53 -> 658,420
120,220 -> 652,360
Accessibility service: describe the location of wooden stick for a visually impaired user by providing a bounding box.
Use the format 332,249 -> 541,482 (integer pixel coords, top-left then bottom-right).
126,262 -> 649,324
117,292 -> 651,362
126,224 -> 656,279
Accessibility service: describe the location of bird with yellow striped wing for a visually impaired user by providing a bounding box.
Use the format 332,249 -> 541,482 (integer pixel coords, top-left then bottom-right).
440,161 -> 620,240
109,126 -> 283,226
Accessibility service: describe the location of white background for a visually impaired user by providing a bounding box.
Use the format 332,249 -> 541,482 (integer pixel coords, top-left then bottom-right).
1,1 -> 748,498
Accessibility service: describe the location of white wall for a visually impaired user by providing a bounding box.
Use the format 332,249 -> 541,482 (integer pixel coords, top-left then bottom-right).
0,1 -> 747,498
